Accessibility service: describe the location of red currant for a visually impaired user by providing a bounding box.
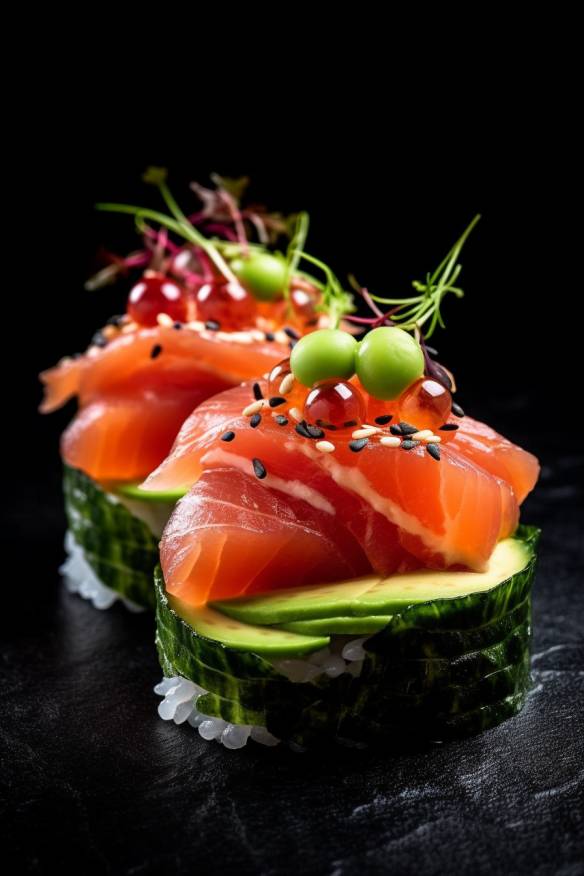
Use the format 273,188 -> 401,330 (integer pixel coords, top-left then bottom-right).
398,377 -> 452,432
195,280 -> 257,329
304,379 -> 366,430
127,271 -> 188,327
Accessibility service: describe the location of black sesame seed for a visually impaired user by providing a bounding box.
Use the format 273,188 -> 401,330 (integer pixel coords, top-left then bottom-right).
399,422 -> 418,435
426,443 -> 441,461
439,423 -> 459,431
268,396 -> 286,408
344,420 -> 358,428
250,413 -> 261,428
205,320 -> 221,331
275,415 -> 289,426
305,424 -> 325,439
374,414 -> 393,425
451,402 -> 465,418
401,439 -> 419,450
106,314 -> 125,327
91,331 -> 108,348
390,424 -> 403,436
220,431 -> 236,442
265,332 -> 275,342
252,382 -> 263,401
295,423 -> 313,439
349,438 -> 369,452
252,458 -> 267,479
283,326 -> 300,340
173,321 -> 183,330
150,344 -> 163,359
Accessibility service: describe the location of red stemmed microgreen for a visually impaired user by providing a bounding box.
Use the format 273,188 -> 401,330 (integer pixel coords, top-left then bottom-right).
89,169 -> 305,295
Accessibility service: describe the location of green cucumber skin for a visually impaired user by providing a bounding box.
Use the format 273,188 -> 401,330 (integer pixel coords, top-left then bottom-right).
334,691 -> 529,750
63,465 -> 160,609
155,617 -> 530,730
155,526 -> 539,747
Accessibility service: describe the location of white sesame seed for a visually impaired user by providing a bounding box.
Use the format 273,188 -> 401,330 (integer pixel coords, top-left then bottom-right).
380,436 -> 401,448
242,400 -> 265,417
316,440 -> 336,453
274,330 -> 290,344
186,320 -> 206,331
121,321 -> 138,334
427,434 -> 442,443
279,373 -> 295,395
411,430 -> 434,441
228,331 -> 254,345
352,427 -> 378,439
156,312 -> 174,327
250,329 -> 266,342
289,407 -> 303,422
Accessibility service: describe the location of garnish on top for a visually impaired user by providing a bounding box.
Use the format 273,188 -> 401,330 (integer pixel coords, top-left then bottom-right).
88,168 -> 355,341
235,216 -> 481,465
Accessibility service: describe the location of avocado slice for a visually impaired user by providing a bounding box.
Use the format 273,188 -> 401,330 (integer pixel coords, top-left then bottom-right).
212,537 -> 531,627
115,482 -> 188,503
169,594 -> 330,657
280,615 -> 393,635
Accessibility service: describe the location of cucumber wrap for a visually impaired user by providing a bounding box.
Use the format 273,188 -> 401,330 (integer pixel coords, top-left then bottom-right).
155,526 -> 540,749
63,465 -> 163,609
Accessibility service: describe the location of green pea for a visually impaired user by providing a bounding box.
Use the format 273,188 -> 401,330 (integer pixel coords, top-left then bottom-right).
290,329 -> 358,387
355,327 -> 424,400
231,252 -> 287,301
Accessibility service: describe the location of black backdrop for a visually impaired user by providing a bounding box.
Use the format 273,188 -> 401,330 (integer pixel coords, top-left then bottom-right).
3,80 -> 583,875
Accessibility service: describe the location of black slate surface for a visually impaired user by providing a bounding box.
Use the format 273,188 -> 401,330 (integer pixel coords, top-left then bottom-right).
2,408 -> 583,876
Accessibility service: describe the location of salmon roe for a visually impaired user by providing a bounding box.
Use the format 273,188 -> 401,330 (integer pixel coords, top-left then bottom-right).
267,359 -> 306,408
290,281 -> 319,324
304,379 -> 366,430
398,377 -> 452,431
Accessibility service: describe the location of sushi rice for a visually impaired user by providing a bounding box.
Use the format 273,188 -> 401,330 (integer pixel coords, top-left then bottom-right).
60,531 -> 146,612
155,638 -> 367,750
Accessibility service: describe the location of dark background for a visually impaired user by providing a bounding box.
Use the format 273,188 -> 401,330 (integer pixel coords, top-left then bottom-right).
2,62 -> 583,875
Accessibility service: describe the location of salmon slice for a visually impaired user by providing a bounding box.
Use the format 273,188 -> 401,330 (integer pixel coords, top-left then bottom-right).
146,381 -> 533,577
162,468 -> 372,604
39,356 -> 84,414
447,416 -> 540,504
61,383 -> 229,483
40,327 -> 287,483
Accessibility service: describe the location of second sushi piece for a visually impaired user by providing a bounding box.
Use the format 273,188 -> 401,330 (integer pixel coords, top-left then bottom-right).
40,172 -> 336,610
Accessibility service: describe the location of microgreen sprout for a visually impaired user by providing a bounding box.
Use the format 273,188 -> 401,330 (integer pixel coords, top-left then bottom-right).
346,215 -> 481,340
291,249 -> 354,329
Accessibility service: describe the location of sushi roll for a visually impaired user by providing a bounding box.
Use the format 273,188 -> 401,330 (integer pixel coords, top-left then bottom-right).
39,171 -> 335,610
146,218 -> 541,749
